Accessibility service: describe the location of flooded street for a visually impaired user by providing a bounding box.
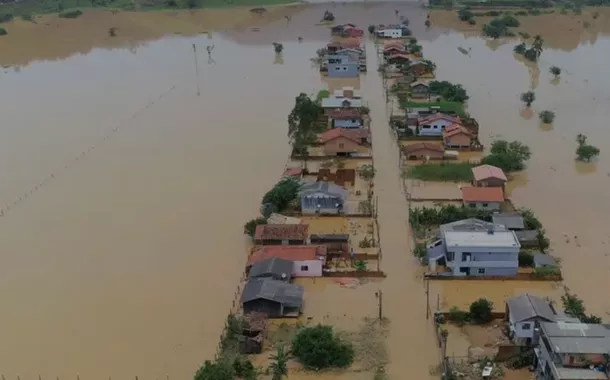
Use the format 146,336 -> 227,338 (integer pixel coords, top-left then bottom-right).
1,2 -> 610,378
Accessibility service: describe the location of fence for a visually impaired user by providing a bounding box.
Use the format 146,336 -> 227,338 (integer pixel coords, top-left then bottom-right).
424,272 -> 563,281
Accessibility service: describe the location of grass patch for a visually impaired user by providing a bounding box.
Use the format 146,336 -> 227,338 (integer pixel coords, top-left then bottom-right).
400,100 -> 466,117
0,27 -> 7,35
406,162 -> 474,181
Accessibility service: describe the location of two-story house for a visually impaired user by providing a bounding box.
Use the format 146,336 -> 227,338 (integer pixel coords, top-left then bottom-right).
325,54 -> 360,78
321,87 -> 363,111
534,321 -> 610,380
328,108 -> 363,129
417,113 -> 461,137
506,294 -> 557,346
427,218 -> 520,276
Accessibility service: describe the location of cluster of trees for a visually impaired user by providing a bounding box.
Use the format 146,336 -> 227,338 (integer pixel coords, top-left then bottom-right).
428,80 -> 469,103
457,8 -> 476,25
194,357 -> 258,380
408,204 -> 494,229
575,134 -> 600,162
358,164 -> 376,180
539,110 -> 555,124
480,140 -> 532,172
243,177 -> 301,237
561,292 -> 602,324
513,35 -> 544,62
482,16 -> 520,38
446,298 -> 494,326
288,93 -> 325,156
322,10 -> 335,22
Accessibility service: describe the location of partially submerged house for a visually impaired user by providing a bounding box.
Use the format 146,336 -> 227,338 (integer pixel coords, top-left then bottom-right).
325,54 -> 360,78
321,87 -> 363,110
386,53 -> 411,66
409,81 -> 431,99
328,108 -> 363,129
461,186 -> 504,211
318,128 -> 370,156
472,164 -> 508,188
427,218 -> 520,276
402,143 -> 445,160
248,257 -> 294,281
443,123 -> 473,149
506,294 -> 557,345
409,60 -> 432,76
248,245 -> 327,277
331,24 -> 363,37
383,44 -> 406,56
492,213 -> 525,230
417,113 -> 461,136
299,181 -> 349,215
241,278 -> 304,318
534,322 -> 610,380
238,312 -> 268,354
317,168 -> 356,187
254,224 -> 309,245
376,25 -> 410,39
327,39 -> 362,53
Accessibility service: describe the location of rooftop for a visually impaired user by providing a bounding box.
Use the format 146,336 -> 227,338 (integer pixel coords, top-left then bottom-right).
299,180 -> 349,200
492,213 -> 525,230
418,113 -> 461,125
472,164 -> 508,182
248,245 -> 327,266
441,218 -> 508,234
317,168 -> 356,187
533,252 -> 558,268
319,128 -> 368,144
254,224 -> 309,241
241,278 -> 304,308
249,257 -> 294,280
461,186 -> 505,203
267,213 -> 301,225
506,294 -> 556,323
443,123 -> 472,138
540,321 -> 610,354
321,97 -> 364,109
403,142 -> 445,154
328,108 -> 362,119
444,230 -> 520,249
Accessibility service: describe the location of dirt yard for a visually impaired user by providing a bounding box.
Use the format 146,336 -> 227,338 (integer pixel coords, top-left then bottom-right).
300,216 -> 376,256
406,179 -> 465,200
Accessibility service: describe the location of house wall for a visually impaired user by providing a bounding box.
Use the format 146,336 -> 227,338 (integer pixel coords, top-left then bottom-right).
406,149 -> 444,160
377,29 -> 403,38
463,201 -> 501,211
328,63 -> 359,78
243,299 -> 283,318
513,320 -> 536,339
474,178 -> 506,188
256,238 -> 307,245
301,195 -> 343,215
322,136 -> 362,155
293,260 -> 323,277
446,248 -> 519,276
411,86 -> 429,99
445,133 -> 471,148
418,119 -> 454,136
333,119 -> 362,128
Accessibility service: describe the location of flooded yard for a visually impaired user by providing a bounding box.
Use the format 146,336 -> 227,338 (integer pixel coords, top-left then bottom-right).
0,1 -> 609,379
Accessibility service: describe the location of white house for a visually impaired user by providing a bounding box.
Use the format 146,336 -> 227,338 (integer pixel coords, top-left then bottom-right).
247,245 -> 327,277
375,26 -> 406,39
505,294 -> 557,345
417,113 -> 462,136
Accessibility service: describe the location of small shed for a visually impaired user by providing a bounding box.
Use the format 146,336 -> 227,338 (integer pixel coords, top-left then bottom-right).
514,230 -> 538,248
241,278 -> 304,318
506,294 -> 556,344
248,257 -> 294,281
472,164 -> 508,188
238,312 -> 268,354
533,253 -> 557,269
492,213 -> 525,230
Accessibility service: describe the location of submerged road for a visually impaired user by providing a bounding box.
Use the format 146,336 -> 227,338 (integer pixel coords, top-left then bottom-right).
362,38 -> 440,379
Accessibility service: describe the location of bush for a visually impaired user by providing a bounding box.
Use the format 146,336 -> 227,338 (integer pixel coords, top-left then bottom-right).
539,110 -> 555,124
519,208 -> 542,229
448,306 -> 470,326
59,9 -> 83,18
480,140 -> 532,172
409,205 -> 493,230
0,27 -> 6,36
414,242 -> 427,258
0,13 -> 13,23
532,266 -> 559,279
292,325 -> 354,370
458,8 -> 474,21
262,177 -> 301,214
518,251 -> 534,267
484,10 -> 501,16
515,10 -> 528,15
501,15 -> 520,27
428,80 -> 469,103
194,360 -> 235,380
469,298 -> 493,324
467,17 -> 476,25
243,217 -> 267,237
406,162 -> 474,182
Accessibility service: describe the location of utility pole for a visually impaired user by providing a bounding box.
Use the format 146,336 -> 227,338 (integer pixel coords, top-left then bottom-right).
377,289 -> 383,320
425,277 -> 430,320
192,44 -> 200,96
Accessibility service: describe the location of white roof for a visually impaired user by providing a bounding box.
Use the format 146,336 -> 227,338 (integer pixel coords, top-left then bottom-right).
444,230 -> 520,248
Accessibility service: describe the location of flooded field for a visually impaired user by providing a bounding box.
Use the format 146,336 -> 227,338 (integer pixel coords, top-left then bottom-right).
0,1 -> 610,379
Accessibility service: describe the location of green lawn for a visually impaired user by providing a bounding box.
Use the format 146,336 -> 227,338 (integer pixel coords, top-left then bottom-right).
400,101 -> 467,117
406,162 -> 474,181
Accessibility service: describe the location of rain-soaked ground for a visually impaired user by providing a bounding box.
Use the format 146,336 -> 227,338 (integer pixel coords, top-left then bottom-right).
1,2 -> 610,379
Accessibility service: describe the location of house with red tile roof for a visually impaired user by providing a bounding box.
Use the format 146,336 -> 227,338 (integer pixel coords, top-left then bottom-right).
318,128 -> 370,156
461,186 -> 504,211
247,245 -> 327,277
443,123 -> 473,149
402,143 -> 445,160
254,224 -> 309,245
417,113 -> 462,137
328,108 -> 363,129
471,165 -> 508,188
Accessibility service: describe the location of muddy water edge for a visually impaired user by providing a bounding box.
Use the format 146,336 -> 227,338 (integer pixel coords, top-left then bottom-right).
0,2 -> 609,379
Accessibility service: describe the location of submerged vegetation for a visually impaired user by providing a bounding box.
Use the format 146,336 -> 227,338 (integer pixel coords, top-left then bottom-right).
292,324 -> 354,370
575,134 -> 600,162
480,140 -> 532,172
405,162 -> 473,182
427,80 -> 469,103
539,110 -> 555,124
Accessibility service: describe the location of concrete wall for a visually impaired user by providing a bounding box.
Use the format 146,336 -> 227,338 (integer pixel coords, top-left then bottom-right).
445,133 -> 471,148
474,178 -> 506,188
293,260 -> 323,277
322,136 -> 362,155
447,248 -> 519,276
328,63 -> 360,78
464,201 -> 501,211
418,119 -> 453,136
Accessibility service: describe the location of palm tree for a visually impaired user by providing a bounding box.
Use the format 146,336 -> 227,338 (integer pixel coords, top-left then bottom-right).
269,345 -> 290,380
532,34 -> 544,57
520,91 -> 535,107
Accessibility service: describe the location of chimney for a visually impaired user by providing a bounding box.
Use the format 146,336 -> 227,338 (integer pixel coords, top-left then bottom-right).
343,88 -> 354,99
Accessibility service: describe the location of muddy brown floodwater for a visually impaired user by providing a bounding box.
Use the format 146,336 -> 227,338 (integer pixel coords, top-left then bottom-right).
0,2 -> 610,379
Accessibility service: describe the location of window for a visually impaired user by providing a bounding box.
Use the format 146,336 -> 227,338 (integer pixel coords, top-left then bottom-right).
482,203 -> 489,207
335,66 -> 342,71
477,268 -> 485,274
469,203 -> 476,208
446,252 -> 454,261
522,323 -> 531,330
339,143 -> 345,148
300,265 -> 309,271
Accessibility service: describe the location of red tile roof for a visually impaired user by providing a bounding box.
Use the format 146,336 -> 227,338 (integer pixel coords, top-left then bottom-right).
387,53 -> 411,61
383,45 -> 405,52
443,123 -> 472,138
472,165 -> 508,182
283,167 -> 303,178
319,128 -> 369,144
254,224 -> 309,241
247,245 -> 327,266
418,113 -> 461,125
403,142 -> 445,154
461,187 -> 504,203
328,108 -> 362,119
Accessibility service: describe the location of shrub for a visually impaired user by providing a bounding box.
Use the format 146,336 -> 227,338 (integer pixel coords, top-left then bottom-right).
59,10 -> 83,18
484,10 -> 501,16
481,140 -> 532,172
448,306 -> 470,326
243,217 -> 267,237
576,144 -> 600,162
539,110 -> 555,124
0,27 -> 6,36
469,298 -> 493,324
368,25 -> 376,34
518,251 -> 534,267
358,164 -> 376,180
0,13 -> 13,23
515,10 -> 528,15
533,266 -> 559,279
467,17 -> 476,25
406,162 -> 474,182
292,325 -> 354,370
413,242 -> 427,258
519,208 -> 542,229
501,15 -> 520,27
193,360 -> 235,380
458,8 -> 474,21
262,177 -> 300,213
514,43 -> 527,54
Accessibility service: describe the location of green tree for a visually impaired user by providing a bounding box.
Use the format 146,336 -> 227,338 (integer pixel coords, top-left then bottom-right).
513,43 -> 526,54
410,44 -> 423,54
550,66 -> 561,77
269,345 -> 290,380
315,89 -> 330,102
422,59 -> 437,74
292,325 -> 354,370
523,48 -> 538,62
536,229 -> 550,252
288,93 -> 324,145
576,133 -> 587,146
428,81 -> 469,103
561,292 -> 602,323
576,144 -> 600,162
501,14 -> 520,27
244,217 -> 268,237
194,360 -> 235,380
481,140 -> 532,172
262,177 -> 301,213
425,19 -> 431,27
469,298 -> 493,324
273,42 -> 284,54
532,34 -> 544,57
353,260 -> 368,272
520,91 -> 535,107
0,28 -> 6,36
368,25 -> 376,34
539,110 -> 555,123
358,164 -> 376,180
458,8 -> 474,21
